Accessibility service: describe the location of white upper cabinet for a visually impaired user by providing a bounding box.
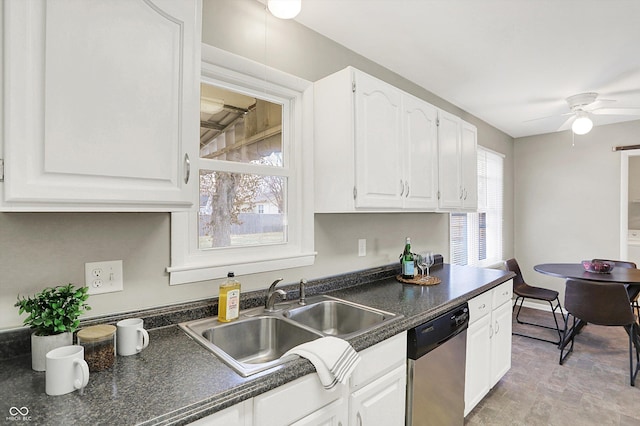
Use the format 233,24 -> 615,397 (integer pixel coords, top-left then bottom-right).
354,70 -> 403,209
314,67 -> 439,212
437,110 -> 463,210
1,0 -> 201,211
437,110 -> 478,211
403,93 -> 439,210
460,120 -> 478,210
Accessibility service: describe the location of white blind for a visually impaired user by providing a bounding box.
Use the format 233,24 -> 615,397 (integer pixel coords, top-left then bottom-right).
450,147 -> 503,266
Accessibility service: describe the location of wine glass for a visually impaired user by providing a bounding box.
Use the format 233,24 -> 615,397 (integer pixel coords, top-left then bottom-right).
423,252 -> 434,279
415,254 -> 425,281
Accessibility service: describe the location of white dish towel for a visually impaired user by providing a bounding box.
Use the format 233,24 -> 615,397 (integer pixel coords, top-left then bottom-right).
284,336 -> 361,390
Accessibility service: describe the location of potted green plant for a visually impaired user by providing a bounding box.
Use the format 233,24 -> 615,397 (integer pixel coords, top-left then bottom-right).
15,284 -> 91,371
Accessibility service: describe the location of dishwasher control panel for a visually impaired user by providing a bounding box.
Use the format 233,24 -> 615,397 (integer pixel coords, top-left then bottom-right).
407,303 -> 469,359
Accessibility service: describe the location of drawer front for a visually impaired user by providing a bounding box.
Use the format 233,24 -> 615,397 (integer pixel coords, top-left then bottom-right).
351,331 -> 406,389
253,374 -> 345,426
492,279 -> 513,308
468,291 -> 492,324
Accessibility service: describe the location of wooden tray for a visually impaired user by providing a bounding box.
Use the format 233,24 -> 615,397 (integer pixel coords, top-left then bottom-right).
396,274 -> 441,286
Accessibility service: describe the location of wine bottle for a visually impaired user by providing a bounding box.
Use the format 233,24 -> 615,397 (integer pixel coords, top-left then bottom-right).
402,237 -> 415,279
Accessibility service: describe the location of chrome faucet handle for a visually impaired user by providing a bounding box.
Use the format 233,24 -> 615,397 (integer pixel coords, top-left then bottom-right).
265,289 -> 287,312
267,278 -> 284,293
299,278 -> 307,305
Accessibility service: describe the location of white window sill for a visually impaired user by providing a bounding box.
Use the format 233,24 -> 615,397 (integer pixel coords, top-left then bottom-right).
167,251 -> 317,285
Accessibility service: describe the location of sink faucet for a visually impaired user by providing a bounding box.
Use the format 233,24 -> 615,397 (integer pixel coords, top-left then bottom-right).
265,278 -> 285,312
299,278 -> 307,306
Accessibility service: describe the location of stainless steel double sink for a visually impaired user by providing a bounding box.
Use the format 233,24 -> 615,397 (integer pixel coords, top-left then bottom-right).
179,295 -> 399,377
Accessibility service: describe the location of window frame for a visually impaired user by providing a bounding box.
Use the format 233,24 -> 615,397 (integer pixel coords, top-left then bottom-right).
167,44 -> 315,285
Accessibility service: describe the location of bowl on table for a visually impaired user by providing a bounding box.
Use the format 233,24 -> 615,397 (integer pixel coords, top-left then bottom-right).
582,259 -> 615,274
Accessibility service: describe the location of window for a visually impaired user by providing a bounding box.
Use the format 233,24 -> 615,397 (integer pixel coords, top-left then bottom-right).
450,147 -> 503,266
197,86 -> 286,250
167,45 -> 315,285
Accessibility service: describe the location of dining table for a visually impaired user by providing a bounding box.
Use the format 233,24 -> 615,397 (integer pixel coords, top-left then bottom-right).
534,263 -> 640,349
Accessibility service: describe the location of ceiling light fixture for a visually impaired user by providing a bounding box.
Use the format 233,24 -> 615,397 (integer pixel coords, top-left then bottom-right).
571,111 -> 593,135
267,0 -> 301,19
200,97 -> 225,115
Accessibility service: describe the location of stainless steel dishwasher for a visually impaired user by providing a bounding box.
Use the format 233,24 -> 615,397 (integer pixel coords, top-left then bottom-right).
406,303 -> 469,426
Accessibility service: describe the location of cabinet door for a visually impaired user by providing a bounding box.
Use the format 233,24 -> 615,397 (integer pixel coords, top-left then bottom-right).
437,110 -> 463,210
290,398 -> 348,426
464,313 -> 491,416
354,71 -> 403,209
402,95 -> 439,210
490,300 -> 512,387
350,364 -> 406,426
460,121 -> 478,211
2,0 -> 200,210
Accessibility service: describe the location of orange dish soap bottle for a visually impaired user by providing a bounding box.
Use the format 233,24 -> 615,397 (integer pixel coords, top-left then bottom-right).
218,272 -> 241,322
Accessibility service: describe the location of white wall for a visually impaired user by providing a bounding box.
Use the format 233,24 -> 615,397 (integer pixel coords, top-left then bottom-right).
514,120 -> 640,300
0,0 -> 514,330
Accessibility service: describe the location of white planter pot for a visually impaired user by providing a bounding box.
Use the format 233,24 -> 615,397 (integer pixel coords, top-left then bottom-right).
31,332 -> 73,371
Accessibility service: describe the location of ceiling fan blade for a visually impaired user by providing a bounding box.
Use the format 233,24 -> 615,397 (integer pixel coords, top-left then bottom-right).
592,107 -> 640,116
584,99 -> 615,111
603,88 -> 640,97
557,115 -> 575,132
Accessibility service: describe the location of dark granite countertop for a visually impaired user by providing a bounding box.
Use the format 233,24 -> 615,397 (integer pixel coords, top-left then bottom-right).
0,263 -> 513,425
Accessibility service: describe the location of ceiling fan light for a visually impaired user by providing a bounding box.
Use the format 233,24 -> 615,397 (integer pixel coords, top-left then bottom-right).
267,0 -> 301,19
572,114 -> 593,135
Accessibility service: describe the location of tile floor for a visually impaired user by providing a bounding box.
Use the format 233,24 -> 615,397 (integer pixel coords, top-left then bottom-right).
464,306 -> 640,426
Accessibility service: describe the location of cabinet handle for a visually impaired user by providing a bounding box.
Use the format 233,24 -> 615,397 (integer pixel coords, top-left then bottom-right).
405,181 -> 410,197
400,180 -> 405,196
459,186 -> 464,199
357,412 -> 363,426
495,320 -> 500,334
184,154 -> 191,184
489,323 -> 493,338
463,188 -> 468,200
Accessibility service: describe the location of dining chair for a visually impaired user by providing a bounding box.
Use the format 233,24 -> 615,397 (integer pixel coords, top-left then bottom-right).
593,259 -> 639,319
505,258 -> 565,345
560,278 -> 640,386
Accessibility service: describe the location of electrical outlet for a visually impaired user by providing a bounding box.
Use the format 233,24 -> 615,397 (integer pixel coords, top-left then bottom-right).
358,239 -> 366,257
85,260 -> 123,295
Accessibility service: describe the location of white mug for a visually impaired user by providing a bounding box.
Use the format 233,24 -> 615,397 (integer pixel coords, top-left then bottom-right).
117,318 -> 149,356
45,345 -> 90,396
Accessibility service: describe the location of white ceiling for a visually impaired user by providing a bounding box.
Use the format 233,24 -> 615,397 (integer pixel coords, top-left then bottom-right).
294,0 -> 640,138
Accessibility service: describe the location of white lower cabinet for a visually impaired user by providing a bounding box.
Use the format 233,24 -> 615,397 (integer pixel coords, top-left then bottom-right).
464,280 -> 513,416
464,304 -> 491,415
349,364 -> 406,426
193,331 -> 408,426
489,300 -> 513,387
349,331 -> 407,426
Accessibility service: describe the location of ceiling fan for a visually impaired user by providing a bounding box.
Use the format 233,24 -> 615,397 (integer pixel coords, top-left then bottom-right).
527,92 -> 640,135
